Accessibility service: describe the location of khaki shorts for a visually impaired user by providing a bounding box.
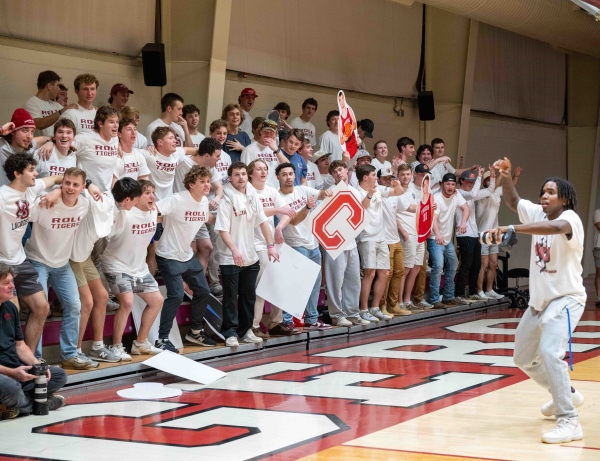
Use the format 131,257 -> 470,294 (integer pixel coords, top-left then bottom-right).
400,235 -> 424,268
69,256 -> 100,288
358,240 -> 390,270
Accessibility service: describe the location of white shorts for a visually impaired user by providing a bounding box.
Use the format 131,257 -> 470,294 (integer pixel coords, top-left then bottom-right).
194,223 -> 210,241
481,243 -> 499,256
358,240 -> 390,270
400,235 -> 424,268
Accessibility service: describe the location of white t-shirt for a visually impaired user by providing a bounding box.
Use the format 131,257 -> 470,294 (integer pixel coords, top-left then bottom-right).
213,151 -> 232,186
397,184 -> 418,237
431,190 -> 466,245
144,119 -> 185,147
255,185 -> 287,251
70,192 -> 123,263
141,147 -> 186,201
382,195 -> 407,244
455,177 -> 495,238
318,130 -> 344,162
102,206 -> 157,277
25,96 -> 63,137
190,132 -> 206,148
356,185 -> 390,242
26,195 -> 89,268
60,104 -> 96,133
278,186 -> 320,250
595,209 -> 600,249
34,146 -> 76,179
73,132 -> 119,192
518,201 -> 586,310
321,173 -> 335,190
113,148 -> 151,181
371,158 -> 391,173
173,155 -> 221,194
156,191 -> 209,262
305,162 -> 323,190
134,132 -> 148,149
241,141 -> 280,189
239,110 -> 254,139
289,117 -> 317,146
430,161 -> 456,187
0,180 -> 46,265
476,186 -> 503,232
215,190 -> 267,266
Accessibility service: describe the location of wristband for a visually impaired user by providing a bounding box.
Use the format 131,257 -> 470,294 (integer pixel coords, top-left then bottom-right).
267,244 -> 275,248
366,195 -> 372,200
85,179 -> 92,189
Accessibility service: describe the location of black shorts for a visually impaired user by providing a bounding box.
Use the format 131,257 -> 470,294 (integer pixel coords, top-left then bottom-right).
12,259 -> 45,297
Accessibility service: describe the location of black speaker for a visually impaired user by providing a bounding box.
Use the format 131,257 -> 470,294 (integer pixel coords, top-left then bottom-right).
142,43 -> 167,87
418,91 -> 435,121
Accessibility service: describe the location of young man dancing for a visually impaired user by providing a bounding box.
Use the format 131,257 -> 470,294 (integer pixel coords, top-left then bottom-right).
486,157 -> 586,444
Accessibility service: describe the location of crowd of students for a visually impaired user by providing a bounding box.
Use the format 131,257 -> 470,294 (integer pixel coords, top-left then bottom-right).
0,70 -> 523,372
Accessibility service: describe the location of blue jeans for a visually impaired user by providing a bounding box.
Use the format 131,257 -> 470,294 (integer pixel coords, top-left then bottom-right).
156,255 -> 210,338
30,260 -> 81,360
282,246 -> 320,325
427,239 -> 459,303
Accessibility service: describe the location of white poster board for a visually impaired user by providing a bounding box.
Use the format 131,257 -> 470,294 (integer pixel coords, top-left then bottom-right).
256,243 -> 321,319
143,350 -> 226,385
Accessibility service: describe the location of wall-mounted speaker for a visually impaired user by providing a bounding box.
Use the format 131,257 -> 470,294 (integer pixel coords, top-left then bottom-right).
418,91 -> 435,121
142,43 -> 167,87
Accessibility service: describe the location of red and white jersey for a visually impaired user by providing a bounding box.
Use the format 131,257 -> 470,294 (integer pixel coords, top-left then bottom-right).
241,141 -> 281,190
278,186 -> 320,250
102,206 -> 158,277
0,180 -> 46,265
26,195 -> 90,268
254,185 -> 288,251
34,146 -> 76,181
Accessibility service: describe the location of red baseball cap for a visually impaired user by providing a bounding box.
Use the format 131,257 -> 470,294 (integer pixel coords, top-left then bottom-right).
110,83 -> 134,95
11,108 -> 36,131
240,88 -> 258,97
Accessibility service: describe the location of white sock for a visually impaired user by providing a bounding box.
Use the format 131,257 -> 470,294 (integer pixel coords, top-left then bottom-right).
92,341 -> 103,349
76,348 -> 82,354
370,307 -> 380,311
191,329 -> 200,335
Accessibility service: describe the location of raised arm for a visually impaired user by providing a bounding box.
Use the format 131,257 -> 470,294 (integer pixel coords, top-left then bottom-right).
494,157 -> 520,212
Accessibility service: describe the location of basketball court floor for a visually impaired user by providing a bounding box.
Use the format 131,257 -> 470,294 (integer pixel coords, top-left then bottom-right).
1,295 -> 599,460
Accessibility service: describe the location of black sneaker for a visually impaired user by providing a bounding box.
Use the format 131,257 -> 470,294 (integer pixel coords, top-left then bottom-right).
185,330 -> 217,347
48,394 -> 65,411
155,339 -> 179,353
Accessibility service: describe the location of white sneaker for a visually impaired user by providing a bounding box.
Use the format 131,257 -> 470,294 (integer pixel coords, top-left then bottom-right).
541,416 -> 583,443
242,329 -> 263,343
414,300 -> 433,309
359,310 -> 379,322
333,317 -> 352,327
131,339 -> 162,355
369,307 -> 392,320
225,336 -> 239,347
541,389 -> 585,417
485,290 -> 504,299
348,316 -> 370,325
109,343 -> 132,361
477,291 -> 490,299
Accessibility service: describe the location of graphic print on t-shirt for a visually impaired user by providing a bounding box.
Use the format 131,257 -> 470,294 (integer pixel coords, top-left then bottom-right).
535,235 -> 552,273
